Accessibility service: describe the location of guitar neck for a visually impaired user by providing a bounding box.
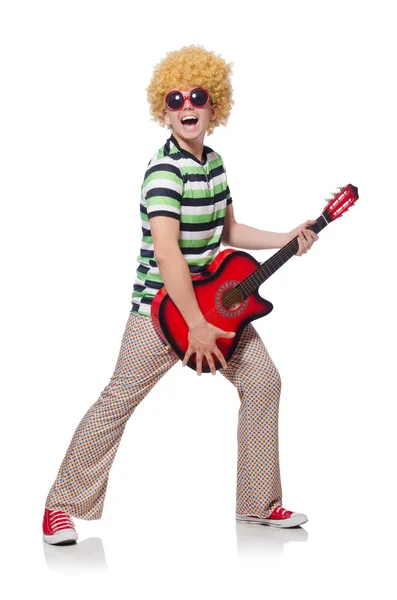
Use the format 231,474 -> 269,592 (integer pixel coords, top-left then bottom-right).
238,214 -> 330,299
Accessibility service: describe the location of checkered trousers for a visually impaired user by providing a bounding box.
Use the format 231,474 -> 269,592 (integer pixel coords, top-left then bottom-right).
45,311 -> 282,520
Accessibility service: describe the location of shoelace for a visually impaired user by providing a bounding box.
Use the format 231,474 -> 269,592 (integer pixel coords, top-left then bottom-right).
49,510 -> 75,532
274,506 -> 292,516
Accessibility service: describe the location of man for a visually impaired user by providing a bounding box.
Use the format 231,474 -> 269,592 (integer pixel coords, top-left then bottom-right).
43,45 -> 318,545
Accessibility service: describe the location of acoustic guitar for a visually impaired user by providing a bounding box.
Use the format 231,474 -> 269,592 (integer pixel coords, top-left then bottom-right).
151,184 -> 359,372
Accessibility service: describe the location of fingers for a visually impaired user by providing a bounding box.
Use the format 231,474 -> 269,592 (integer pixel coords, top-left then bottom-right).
182,347 -> 203,374
183,348 -> 228,375
296,229 -> 319,256
306,228 -> 319,243
182,348 -> 193,367
214,348 -> 228,371
205,352 -> 217,376
216,330 -> 235,338
183,323 -> 232,375
196,351 -> 203,376
199,350 -> 228,375
296,234 -> 302,256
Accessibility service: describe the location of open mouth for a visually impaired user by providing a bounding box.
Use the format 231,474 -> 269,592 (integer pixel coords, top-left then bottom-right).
181,116 -> 199,129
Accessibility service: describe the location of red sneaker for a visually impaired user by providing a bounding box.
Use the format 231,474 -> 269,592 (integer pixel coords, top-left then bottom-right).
42,508 -> 78,545
236,505 -> 308,528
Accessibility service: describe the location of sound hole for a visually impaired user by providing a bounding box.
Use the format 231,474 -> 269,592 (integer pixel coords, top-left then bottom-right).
222,287 -> 243,310
215,280 -> 248,318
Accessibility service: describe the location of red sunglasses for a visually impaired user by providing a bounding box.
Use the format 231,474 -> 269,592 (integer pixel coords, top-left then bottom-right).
164,87 -> 211,111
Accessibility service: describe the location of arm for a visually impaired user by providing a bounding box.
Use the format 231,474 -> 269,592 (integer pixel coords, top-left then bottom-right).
150,216 -> 234,375
143,159 -> 234,376
221,203 -> 318,254
150,216 -> 206,329
221,203 -> 288,249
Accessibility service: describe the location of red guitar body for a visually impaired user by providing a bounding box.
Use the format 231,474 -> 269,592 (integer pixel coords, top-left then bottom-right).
151,248 -> 273,373
151,184 -> 359,373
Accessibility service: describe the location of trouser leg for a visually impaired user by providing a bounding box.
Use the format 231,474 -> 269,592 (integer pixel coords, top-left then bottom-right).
45,311 -> 179,520
219,322 -> 282,518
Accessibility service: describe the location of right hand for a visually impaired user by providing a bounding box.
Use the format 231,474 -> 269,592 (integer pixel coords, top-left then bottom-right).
182,320 -> 236,376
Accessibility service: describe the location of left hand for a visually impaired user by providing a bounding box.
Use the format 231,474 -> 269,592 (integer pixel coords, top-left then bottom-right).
287,219 -> 319,256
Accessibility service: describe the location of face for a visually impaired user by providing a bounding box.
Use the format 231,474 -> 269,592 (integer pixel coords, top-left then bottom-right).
163,86 -> 218,143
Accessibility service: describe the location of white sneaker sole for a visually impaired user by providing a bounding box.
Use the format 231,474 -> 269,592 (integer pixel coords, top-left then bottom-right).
236,512 -> 308,528
43,529 -> 78,545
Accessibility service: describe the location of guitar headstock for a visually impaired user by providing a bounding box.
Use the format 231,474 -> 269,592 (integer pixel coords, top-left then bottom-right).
323,184 -> 359,221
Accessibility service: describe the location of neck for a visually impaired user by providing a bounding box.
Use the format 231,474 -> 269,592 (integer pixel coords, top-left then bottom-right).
171,131 -> 205,162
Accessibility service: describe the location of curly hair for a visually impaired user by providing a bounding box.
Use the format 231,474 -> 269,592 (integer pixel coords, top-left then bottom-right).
146,45 -> 234,136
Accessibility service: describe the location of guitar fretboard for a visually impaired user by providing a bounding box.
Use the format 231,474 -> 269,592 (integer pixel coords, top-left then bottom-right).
236,213 -> 330,298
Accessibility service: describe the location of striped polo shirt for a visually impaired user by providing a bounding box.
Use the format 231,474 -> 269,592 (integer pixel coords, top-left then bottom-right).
130,134 -> 233,317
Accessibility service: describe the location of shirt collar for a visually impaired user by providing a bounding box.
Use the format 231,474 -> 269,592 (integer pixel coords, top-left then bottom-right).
169,134 -> 209,166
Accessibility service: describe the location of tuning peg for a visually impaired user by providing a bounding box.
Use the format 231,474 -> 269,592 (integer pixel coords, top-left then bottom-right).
324,198 -> 332,203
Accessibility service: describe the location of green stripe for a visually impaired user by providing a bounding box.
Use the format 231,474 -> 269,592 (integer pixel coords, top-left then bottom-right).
213,182 -> 228,194
136,271 -> 147,282
208,156 -> 222,169
182,185 -> 226,199
147,196 -> 181,210
144,171 -> 182,187
185,256 -> 214,266
145,272 -> 163,283
136,255 -> 150,263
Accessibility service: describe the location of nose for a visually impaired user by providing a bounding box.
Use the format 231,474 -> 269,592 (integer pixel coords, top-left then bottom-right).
183,97 -> 194,109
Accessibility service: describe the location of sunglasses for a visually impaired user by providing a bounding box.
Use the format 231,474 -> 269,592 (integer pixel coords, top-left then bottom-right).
164,87 -> 211,111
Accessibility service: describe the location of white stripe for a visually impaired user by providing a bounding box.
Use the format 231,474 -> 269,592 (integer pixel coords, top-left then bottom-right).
138,223 -> 224,240
210,173 -> 227,187
182,199 -> 227,216
182,248 -> 219,261
206,151 -> 218,163
149,155 -> 179,169
143,177 -> 183,197
188,181 -> 211,192
133,268 -> 162,283
179,224 -> 224,240
140,240 -> 153,250
147,203 -> 180,216
134,300 -> 152,315
132,277 -> 160,294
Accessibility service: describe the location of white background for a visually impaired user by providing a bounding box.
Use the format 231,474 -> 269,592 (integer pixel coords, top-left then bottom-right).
1,0 -> 396,598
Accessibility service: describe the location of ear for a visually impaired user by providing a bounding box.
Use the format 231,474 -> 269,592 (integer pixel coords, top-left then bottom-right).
210,104 -> 218,121
164,109 -> 171,126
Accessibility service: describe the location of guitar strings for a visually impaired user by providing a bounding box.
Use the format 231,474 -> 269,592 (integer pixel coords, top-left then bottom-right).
202,245 -> 295,324
198,211 -> 334,327
196,233 -> 302,327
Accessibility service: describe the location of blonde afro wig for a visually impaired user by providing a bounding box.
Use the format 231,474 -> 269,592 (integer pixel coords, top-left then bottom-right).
147,45 -> 234,136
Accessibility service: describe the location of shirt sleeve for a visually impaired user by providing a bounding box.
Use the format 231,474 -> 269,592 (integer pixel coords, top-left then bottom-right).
141,158 -> 183,221
226,183 -> 233,205
217,152 -> 233,206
